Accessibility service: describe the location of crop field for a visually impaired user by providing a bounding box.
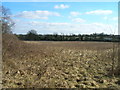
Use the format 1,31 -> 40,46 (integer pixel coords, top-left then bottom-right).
2,35 -> 120,89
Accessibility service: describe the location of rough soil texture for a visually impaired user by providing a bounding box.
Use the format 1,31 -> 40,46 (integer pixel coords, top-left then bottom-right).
2,35 -> 120,89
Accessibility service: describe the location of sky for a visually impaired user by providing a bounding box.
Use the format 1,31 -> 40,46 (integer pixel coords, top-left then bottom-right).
2,0 -> 120,2
2,2 -> 118,35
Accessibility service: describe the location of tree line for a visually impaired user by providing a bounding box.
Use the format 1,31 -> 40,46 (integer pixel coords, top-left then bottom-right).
16,30 -> 120,42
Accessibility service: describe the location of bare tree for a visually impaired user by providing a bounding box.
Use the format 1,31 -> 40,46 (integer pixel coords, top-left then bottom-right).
0,6 -> 15,34
1,6 -> 15,61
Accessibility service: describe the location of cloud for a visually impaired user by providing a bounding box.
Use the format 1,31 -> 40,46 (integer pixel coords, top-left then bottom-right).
14,10 -> 60,19
29,21 -> 70,26
103,16 -> 118,21
86,10 -> 112,15
72,18 -> 86,23
91,22 -> 118,34
54,4 -> 69,9
103,16 -> 108,20
70,12 -> 81,16
92,22 -> 106,26
13,20 -> 118,35
112,17 -> 118,21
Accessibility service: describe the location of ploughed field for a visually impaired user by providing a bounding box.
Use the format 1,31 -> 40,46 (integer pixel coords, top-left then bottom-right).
3,40 -> 120,88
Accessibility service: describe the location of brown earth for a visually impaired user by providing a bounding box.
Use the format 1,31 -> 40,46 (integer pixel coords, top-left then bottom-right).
2,34 -> 120,89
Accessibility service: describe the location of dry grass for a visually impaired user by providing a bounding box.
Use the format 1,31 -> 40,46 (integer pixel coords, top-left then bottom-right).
2,34 -> 120,89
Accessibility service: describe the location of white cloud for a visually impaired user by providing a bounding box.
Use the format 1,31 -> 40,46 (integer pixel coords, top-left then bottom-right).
91,22 -> 118,34
92,22 -> 106,27
103,16 -> 108,20
86,10 -> 112,15
13,20 -> 118,35
54,4 -> 69,9
14,10 -> 60,19
112,17 -> 118,21
103,16 -> 118,21
70,11 -> 81,16
29,21 -> 70,26
72,18 -> 86,23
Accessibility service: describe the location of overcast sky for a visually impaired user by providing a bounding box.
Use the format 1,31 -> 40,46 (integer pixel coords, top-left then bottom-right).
3,2 -> 118,35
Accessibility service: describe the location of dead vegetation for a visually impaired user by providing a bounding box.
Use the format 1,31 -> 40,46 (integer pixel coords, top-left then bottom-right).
2,34 -> 120,89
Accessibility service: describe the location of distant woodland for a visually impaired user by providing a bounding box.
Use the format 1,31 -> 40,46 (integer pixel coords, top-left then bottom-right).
16,30 -> 120,42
